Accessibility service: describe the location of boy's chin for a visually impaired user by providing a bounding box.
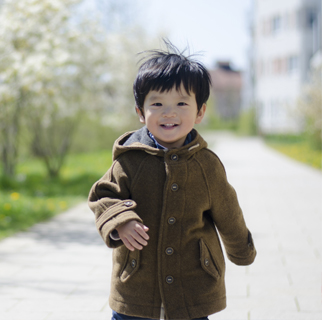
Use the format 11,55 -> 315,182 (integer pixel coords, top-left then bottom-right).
159,138 -> 186,149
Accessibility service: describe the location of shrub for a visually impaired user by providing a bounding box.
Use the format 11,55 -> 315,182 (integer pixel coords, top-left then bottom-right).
237,107 -> 258,136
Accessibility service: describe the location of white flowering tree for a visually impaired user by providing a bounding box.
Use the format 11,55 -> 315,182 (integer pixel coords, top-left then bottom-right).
0,0 -> 158,177
101,29 -> 160,129
0,0 -> 111,177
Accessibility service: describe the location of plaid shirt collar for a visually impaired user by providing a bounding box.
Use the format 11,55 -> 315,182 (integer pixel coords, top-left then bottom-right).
148,131 -> 193,150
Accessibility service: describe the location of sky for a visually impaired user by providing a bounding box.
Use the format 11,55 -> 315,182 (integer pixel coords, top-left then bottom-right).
136,0 -> 253,70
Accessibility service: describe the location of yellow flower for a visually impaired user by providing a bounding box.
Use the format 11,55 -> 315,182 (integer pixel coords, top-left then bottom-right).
46,199 -> 55,211
59,201 -> 67,210
4,203 -> 11,211
10,192 -> 20,201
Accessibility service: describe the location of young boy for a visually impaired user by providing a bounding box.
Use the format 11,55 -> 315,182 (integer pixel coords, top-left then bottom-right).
88,42 -> 256,320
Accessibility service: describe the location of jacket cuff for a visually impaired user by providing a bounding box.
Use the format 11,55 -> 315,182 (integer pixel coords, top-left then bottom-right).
99,209 -> 143,248
110,229 -> 120,241
227,231 -> 256,266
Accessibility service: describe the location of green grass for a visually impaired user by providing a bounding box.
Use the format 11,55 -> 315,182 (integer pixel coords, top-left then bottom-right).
0,150 -> 112,239
265,135 -> 322,170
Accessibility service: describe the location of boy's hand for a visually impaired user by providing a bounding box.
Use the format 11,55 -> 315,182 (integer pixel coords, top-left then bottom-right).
116,220 -> 149,251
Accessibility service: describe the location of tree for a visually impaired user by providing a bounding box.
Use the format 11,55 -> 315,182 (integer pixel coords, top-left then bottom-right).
101,29 -> 160,130
0,88 -> 27,177
0,0 -> 110,177
298,65 -> 322,149
0,0 -> 159,177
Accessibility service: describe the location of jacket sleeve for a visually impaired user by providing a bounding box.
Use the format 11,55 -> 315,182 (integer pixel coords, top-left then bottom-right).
88,159 -> 143,248
208,154 -> 256,266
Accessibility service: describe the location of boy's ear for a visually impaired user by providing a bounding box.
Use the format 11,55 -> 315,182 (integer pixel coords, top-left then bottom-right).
135,106 -> 145,124
195,104 -> 206,124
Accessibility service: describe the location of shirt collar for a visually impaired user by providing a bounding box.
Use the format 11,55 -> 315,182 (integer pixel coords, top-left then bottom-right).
148,131 -> 193,150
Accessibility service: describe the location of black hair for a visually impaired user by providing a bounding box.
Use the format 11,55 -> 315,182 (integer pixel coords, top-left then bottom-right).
133,40 -> 212,115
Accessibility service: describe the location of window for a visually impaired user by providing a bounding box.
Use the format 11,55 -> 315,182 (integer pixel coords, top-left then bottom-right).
307,10 -> 316,29
272,15 -> 281,34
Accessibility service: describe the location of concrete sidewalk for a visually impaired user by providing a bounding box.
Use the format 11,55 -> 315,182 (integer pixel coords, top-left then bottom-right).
0,133 -> 321,320
204,133 -> 322,320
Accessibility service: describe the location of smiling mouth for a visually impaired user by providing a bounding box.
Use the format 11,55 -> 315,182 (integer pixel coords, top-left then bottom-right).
161,124 -> 178,127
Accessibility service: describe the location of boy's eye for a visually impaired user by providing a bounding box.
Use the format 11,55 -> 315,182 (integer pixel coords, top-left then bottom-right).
152,103 -> 162,106
178,102 -> 187,106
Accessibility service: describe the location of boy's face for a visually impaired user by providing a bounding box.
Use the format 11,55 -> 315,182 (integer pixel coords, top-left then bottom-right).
136,84 -> 206,149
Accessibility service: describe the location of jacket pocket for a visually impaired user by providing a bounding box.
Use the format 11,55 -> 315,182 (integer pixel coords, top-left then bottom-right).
119,249 -> 140,283
199,238 -> 221,280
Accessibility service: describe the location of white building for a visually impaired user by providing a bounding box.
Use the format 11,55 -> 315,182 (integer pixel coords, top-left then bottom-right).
254,0 -> 321,134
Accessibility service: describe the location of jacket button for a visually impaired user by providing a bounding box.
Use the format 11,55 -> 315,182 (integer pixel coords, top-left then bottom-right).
168,217 -> 176,225
171,183 -> 178,191
171,154 -> 178,161
131,259 -> 136,268
124,201 -> 133,207
165,247 -> 174,255
204,258 -> 210,267
166,276 -> 174,284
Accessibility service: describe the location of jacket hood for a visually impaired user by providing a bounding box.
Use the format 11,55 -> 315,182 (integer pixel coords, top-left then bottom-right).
112,126 -> 208,161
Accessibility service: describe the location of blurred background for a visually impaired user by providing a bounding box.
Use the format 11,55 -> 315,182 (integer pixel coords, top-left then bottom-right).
0,0 -> 321,237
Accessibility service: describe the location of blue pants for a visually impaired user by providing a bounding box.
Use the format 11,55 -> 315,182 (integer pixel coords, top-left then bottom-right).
112,310 -> 209,320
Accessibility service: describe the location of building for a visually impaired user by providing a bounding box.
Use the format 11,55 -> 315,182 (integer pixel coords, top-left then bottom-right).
253,0 -> 321,134
209,61 -> 243,120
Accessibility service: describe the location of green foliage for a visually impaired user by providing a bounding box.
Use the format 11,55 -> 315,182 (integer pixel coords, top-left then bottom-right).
202,114 -> 238,131
71,116 -> 137,153
265,134 -> 322,169
264,134 -> 305,144
202,98 -> 257,136
237,107 -> 258,136
304,117 -> 322,151
0,150 -> 113,239
297,66 -> 322,151
0,192 -> 74,239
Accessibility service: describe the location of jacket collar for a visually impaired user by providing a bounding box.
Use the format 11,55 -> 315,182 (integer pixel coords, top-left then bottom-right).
112,126 -> 207,161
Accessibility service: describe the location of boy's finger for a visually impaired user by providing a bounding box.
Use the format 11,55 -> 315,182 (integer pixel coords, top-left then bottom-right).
137,230 -> 149,241
135,224 -> 150,240
127,235 -> 144,250
122,237 -> 135,251
135,222 -> 149,232
131,232 -> 148,246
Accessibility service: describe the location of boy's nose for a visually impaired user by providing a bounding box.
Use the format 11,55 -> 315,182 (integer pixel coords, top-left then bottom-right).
163,106 -> 176,117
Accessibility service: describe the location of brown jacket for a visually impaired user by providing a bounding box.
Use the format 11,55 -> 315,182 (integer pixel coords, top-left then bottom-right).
88,126 -> 256,319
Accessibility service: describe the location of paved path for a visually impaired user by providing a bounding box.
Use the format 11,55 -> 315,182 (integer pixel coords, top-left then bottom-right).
0,133 -> 321,320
